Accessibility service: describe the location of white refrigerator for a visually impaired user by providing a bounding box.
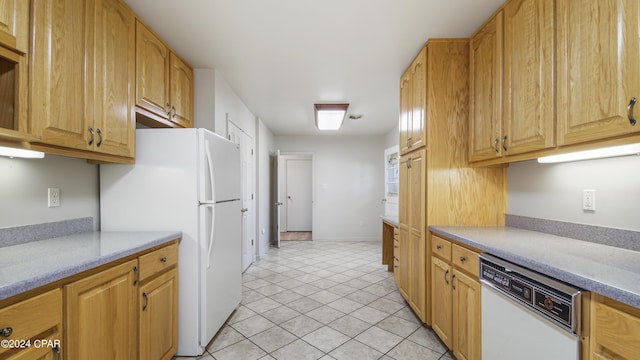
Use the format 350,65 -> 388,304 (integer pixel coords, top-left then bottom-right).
100,128 -> 242,356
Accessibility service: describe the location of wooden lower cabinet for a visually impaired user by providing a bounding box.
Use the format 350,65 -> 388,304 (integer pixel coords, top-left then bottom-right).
452,270 -> 481,360
0,289 -> 62,360
590,294 -> 640,360
64,259 -> 138,360
139,268 -> 178,360
431,235 -> 481,360
431,256 -> 452,348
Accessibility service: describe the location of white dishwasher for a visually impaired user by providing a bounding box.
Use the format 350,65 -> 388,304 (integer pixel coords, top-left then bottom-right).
479,254 -> 584,360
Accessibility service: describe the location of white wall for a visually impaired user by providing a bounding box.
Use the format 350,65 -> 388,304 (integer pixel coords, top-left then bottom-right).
274,135 -> 385,241
256,118 -> 275,258
384,124 -> 399,148
507,156 -> 640,231
0,154 -> 99,229
214,69 -> 256,139
193,68 -> 216,132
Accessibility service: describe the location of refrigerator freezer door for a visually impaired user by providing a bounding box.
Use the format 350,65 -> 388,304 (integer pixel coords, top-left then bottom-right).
199,200 -> 242,346
199,129 -> 241,204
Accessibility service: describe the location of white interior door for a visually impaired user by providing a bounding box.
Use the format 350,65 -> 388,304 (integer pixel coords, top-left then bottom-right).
227,121 -> 254,271
270,150 -> 282,248
285,158 -> 312,231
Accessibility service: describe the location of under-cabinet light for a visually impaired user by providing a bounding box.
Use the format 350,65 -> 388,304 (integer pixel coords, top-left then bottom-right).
537,143 -> 640,163
314,104 -> 349,130
0,146 -> 45,159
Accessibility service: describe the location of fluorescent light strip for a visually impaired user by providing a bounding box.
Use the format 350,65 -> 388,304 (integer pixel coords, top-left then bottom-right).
537,143 -> 640,163
0,146 -> 45,159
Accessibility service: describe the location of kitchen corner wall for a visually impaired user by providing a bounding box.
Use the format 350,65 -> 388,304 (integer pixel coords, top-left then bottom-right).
257,118 -> 275,258
0,154 -> 99,229
507,156 -> 640,231
274,135 -> 386,241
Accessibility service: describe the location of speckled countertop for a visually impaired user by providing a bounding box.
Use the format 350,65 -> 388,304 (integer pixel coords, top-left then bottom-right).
381,215 -> 399,227
0,231 -> 181,301
429,226 -> 640,309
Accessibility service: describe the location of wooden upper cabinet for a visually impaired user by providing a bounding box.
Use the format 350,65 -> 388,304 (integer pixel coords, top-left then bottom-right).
136,20 -> 170,119
30,0 -> 135,161
30,0 -> 91,152
469,11 -> 503,162
399,48 -> 426,155
503,0 -> 555,155
92,0 -> 135,158
135,20 -> 193,128
170,52 -> 194,128
557,0 -> 640,146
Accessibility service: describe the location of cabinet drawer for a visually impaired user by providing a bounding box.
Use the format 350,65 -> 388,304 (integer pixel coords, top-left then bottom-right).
432,235 -> 452,261
0,289 -> 61,355
452,245 -> 479,278
393,227 -> 399,239
393,239 -> 399,259
139,242 -> 178,281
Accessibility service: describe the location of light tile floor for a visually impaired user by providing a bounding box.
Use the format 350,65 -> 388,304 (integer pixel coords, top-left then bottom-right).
174,241 -> 453,360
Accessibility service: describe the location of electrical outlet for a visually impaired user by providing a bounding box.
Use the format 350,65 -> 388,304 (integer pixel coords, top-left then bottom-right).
48,188 -> 60,207
582,189 -> 595,211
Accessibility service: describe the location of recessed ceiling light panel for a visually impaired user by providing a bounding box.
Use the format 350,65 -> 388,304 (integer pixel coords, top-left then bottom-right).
314,103 -> 349,130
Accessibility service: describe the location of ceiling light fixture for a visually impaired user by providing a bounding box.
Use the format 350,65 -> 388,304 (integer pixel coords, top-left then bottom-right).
314,103 -> 349,130
537,143 -> 640,163
0,146 -> 45,159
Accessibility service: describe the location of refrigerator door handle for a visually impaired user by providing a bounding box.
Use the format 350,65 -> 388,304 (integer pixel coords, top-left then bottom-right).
205,139 -> 216,203
206,203 -> 215,269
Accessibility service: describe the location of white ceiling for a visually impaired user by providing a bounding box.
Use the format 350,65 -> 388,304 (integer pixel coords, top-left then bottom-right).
124,0 -> 504,136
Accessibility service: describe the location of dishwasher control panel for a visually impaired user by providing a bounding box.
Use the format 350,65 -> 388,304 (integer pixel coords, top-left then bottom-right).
480,254 -> 582,334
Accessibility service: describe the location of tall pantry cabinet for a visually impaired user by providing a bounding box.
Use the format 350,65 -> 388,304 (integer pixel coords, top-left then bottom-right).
396,39 -> 506,325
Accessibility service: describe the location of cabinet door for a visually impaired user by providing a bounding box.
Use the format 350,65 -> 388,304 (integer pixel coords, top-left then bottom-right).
431,256 -> 452,349
397,226 -> 410,300
469,11 -> 503,162
409,229 -> 425,320
407,149 -> 425,237
410,48 -> 427,150
136,20 -> 170,118
64,260 -> 138,360
169,53 -> 193,128
399,70 -> 412,155
140,268 -> 178,360
557,0 -> 640,145
92,0 -> 135,157
30,0 -> 91,151
590,297 -> 640,360
503,0 -> 555,155
452,270 -> 481,360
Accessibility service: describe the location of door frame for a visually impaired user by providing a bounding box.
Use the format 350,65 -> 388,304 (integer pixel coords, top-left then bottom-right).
279,152 -> 314,238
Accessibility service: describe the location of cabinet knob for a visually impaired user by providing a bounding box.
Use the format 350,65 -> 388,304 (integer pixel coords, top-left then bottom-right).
436,244 -> 442,250
160,257 -> 167,263
459,256 -> 466,263
493,137 -> 500,153
444,269 -> 450,285
142,292 -> 148,311
502,135 -> 508,152
1,327 -> 12,337
628,97 -> 637,125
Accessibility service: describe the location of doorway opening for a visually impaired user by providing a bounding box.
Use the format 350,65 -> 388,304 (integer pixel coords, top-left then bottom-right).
272,152 -> 313,246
